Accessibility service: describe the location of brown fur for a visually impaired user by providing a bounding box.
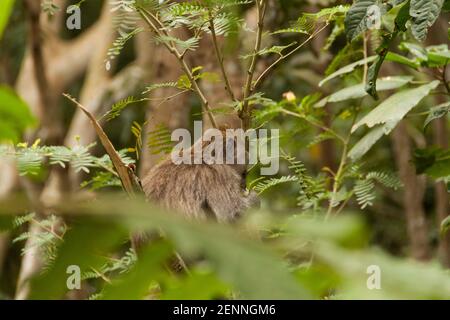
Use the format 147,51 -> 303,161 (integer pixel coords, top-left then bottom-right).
141,129 -> 259,222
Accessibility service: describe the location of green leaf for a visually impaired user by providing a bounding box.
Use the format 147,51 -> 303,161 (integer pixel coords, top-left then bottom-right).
253,176 -> 299,195
444,0 -> 450,11
319,56 -> 377,87
366,171 -> 403,189
354,179 -> 376,209
413,147 -> 442,174
400,42 -> 429,60
248,42 -> 297,58
0,86 -> 37,143
398,43 -> 450,67
393,0 -> 411,31
273,6 -> 349,36
348,122 -> 396,160
385,52 -> 420,69
424,102 -> 450,129
413,147 -> 450,179
0,216 -> 14,231
0,0 -> 14,39
345,0 -> 377,41
314,242 -> 450,299
177,74 -> 192,90
426,158 -> 450,179
161,269 -> 230,300
155,35 -> 199,52
352,81 -> 440,133
410,0 -> 444,41
426,44 -> 450,67
286,215 -> 369,249
382,1 -> 410,32
294,265 -> 340,298
316,76 -> 413,107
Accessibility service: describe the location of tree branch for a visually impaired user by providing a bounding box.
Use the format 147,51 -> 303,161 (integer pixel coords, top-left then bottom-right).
24,0 -> 62,145
253,22 -> 329,92
137,7 -> 218,128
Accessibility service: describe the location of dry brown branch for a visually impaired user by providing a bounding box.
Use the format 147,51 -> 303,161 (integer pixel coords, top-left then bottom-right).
64,94 -> 142,196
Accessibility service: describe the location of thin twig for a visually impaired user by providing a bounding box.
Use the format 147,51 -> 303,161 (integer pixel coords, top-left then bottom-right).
240,0 -> 267,130
253,23 -> 330,91
362,32 -> 368,85
325,110 -> 359,220
31,218 -> 64,241
208,10 -> 236,102
24,0 -> 62,145
91,267 -> 112,284
280,108 -> 346,143
325,142 -> 349,220
442,64 -> 450,94
63,94 -> 140,196
334,191 -> 354,216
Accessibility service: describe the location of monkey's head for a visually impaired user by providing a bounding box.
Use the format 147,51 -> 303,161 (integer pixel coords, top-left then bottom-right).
142,127 -> 259,222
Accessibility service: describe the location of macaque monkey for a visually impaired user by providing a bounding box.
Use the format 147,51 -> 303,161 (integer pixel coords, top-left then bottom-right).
141,128 -> 259,222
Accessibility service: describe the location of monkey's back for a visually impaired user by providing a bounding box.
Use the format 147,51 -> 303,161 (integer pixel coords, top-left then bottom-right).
142,159 -> 250,222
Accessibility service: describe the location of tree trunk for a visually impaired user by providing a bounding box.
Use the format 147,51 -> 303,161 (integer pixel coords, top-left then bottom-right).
392,121 -> 430,261
424,11 -> 450,268
433,117 -> 450,267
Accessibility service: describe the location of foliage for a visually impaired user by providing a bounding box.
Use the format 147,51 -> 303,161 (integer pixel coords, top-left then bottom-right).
13,213 -> 65,267
146,124 -> 174,156
344,0 -> 446,98
0,0 -> 449,301
0,142 -> 134,191
0,86 -> 36,143
2,197 -> 450,299
0,0 -> 15,39
352,81 -> 440,132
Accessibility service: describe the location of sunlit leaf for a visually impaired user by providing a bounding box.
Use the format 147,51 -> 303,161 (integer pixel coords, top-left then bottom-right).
348,122 -> 396,160
352,81 -> 440,133
316,76 -> 413,107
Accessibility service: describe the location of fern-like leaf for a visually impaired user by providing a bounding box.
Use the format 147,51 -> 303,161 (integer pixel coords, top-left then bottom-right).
354,179 -> 376,209
253,176 -> 299,195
